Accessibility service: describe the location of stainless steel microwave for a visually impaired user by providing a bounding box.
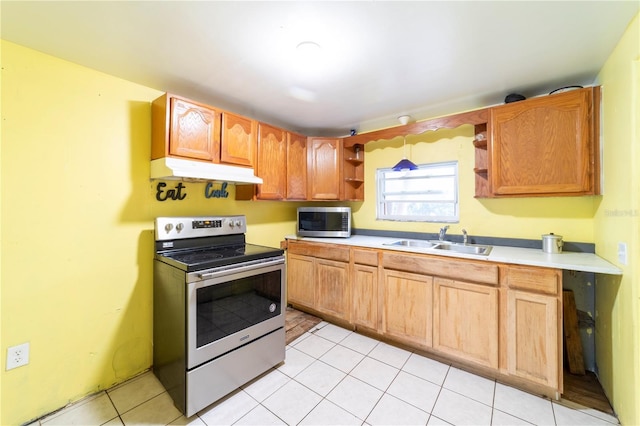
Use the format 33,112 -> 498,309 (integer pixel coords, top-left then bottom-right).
297,207 -> 351,238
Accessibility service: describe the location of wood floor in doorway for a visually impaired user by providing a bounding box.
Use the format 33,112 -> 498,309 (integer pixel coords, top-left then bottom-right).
285,307 -> 322,345
284,307 -> 615,416
563,369 -> 614,415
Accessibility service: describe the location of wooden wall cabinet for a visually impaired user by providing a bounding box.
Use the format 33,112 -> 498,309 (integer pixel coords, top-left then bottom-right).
236,130 -> 364,202
152,94 -> 220,161
255,123 -> 286,200
237,127 -> 307,201
152,93 -> 256,168
485,87 -> 599,197
286,132 -> 308,200
308,137 -> 343,200
221,112 -> 256,167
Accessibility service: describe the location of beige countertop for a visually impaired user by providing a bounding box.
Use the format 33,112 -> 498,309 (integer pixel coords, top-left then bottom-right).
285,235 -> 622,275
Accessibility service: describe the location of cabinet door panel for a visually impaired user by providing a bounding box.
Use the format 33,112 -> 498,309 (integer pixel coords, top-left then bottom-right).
352,264 -> 378,330
256,123 -> 286,200
507,290 -> 559,388
287,133 -> 308,200
308,138 -> 342,200
433,278 -> 498,368
287,254 -> 315,308
315,259 -> 349,319
491,88 -> 594,195
170,98 -> 219,161
221,112 -> 256,167
383,270 -> 432,347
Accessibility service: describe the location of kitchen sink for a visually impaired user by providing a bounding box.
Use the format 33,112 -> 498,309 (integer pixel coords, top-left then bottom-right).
384,239 -> 438,249
384,239 -> 492,256
431,243 -> 492,255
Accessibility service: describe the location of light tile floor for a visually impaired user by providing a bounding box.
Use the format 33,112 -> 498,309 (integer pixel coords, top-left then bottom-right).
34,322 -> 619,426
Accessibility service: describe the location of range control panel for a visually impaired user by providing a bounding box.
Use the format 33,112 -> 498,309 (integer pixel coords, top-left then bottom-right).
155,216 -> 247,240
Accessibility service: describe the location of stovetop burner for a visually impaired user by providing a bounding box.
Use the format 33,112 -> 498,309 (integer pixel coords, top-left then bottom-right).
166,250 -> 224,265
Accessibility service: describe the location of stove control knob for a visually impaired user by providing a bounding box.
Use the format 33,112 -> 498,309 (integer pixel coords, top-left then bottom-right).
235,220 -> 243,228
227,219 -> 235,228
164,223 -> 173,233
176,223 -> 184,232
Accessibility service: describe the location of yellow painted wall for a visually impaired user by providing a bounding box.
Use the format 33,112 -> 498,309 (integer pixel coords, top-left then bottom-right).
354,126 -> 598,243
593,13 -> 640,426
0,41 -> 301,425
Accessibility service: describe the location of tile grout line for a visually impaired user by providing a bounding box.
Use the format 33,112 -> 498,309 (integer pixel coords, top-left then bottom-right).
103,391 -> 123,426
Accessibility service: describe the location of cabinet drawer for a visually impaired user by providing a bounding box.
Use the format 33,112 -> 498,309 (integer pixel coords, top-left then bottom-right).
353,249 -> 378,266
382,251 -> 498,285
287,241 -> 350,262
505,265 -> 559,295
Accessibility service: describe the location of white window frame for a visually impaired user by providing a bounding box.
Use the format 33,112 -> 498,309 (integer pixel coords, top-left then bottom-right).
376,161 -> 459,223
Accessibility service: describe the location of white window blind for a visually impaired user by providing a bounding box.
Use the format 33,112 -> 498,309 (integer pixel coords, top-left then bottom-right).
376,161 -> 459,222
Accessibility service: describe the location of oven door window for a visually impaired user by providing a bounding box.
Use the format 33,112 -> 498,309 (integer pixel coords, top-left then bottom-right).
196,269 -> 281,348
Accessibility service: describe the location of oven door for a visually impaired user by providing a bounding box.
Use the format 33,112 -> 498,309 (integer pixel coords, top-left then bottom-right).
186,257 -> 285,369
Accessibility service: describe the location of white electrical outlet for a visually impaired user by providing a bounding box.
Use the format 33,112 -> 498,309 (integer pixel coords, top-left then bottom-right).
6,342 -> 30,370
618,242 -> 628,265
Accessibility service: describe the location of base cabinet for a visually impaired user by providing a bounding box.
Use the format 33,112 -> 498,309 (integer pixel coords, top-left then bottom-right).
286,241 -> 563,399
315,259 -> 349,319
351,264 -> 378,331
286,241 -> 350,322
382,269 -> 433,349
286,253 -> 315,309
433,278 -> 498,369
503,265 -> 561,390
506,290 -> 559,389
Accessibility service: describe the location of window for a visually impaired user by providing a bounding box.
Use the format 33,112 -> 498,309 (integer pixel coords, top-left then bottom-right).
376,161 -> 459,222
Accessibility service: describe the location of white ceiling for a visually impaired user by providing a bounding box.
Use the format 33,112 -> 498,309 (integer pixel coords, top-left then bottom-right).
2,1 -> 638,136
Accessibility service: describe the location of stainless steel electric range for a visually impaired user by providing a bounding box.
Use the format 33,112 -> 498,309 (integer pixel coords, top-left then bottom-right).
153,215 -> 285,416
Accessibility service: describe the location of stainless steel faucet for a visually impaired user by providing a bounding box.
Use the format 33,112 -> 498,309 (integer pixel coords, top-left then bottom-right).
462,229 -> 468,245
439,225 -> 449,241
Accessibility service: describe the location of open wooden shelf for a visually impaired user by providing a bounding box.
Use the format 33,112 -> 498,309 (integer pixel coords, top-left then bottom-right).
343,144 -> 365,200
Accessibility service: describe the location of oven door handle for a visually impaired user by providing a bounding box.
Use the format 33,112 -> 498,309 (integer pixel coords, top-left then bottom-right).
196,257 -> 285,279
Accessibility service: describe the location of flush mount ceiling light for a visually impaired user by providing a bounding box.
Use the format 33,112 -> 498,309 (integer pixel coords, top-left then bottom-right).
392,116 -> 418,171
296,41 -> 322,61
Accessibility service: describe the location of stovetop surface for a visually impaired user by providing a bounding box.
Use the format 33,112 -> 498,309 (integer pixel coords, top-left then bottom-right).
156,243 -> 284,272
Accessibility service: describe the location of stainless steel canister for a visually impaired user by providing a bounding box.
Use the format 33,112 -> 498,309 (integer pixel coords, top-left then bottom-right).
542,233 -> 563,253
